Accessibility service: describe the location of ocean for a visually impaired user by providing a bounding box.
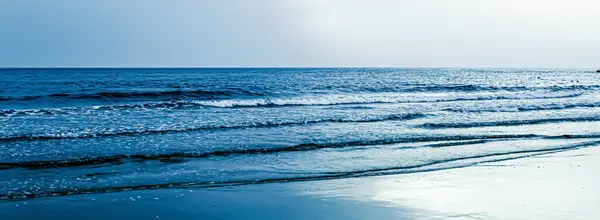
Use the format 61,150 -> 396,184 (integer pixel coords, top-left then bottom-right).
1,68 -> 600,201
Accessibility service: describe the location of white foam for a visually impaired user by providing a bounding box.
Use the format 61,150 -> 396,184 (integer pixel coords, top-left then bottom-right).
192,91 -> 583,108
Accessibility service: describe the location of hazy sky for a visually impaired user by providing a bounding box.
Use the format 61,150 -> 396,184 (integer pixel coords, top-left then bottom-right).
1,0 -> 598,67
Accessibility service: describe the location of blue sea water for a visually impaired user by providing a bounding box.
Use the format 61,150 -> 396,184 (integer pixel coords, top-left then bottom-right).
1,68 -> 600,200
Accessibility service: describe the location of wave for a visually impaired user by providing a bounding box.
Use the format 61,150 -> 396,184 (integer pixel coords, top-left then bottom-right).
0,102 -> 199,117
420,116 -> 600,129
0,84 -> 590,104
187,91 -> 583,108
0,113 -> 425,142
0,89 -> 262,102
3,139 -> 599,200
2,133 -> 587,170
405,84 -> 529,92
411,140 -> 489,148
444,101 -> 600,113
345,84 -> 600,93
0,91 -> 583,117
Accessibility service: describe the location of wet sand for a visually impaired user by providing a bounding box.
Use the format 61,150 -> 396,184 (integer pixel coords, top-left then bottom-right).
2,146 -> 599,220
305,146 -> 600,219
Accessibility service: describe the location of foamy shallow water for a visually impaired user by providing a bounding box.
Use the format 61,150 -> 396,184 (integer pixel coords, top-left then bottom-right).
2,145 -> 598,220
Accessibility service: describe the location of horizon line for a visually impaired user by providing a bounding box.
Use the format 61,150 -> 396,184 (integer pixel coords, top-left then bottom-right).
0,66 -> 597,69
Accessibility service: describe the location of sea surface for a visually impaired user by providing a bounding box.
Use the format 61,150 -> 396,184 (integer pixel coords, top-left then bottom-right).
1,68 -> 600,201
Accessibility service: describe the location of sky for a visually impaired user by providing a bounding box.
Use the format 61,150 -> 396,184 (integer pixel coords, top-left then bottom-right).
0,0 -> 599,68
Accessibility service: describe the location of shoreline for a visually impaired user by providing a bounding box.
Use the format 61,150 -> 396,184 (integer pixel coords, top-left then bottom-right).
2,146 -> 599,219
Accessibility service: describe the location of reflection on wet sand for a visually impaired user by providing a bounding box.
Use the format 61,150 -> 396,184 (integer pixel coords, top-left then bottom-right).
303,147 -> 600,219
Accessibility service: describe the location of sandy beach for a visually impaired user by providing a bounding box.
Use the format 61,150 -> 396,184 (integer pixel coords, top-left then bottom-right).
2,146 -> 598,220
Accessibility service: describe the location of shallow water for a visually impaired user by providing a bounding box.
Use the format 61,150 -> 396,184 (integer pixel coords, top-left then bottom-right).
1,68 -> 600,200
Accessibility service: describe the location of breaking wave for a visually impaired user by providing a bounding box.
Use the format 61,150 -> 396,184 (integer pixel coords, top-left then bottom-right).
0,90 -> 583,117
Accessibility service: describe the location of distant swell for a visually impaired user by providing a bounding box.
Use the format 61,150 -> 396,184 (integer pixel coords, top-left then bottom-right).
0,89 -> 262,102
0,133 -> 575,170
3,139 -> 599,200
420,116 -> 600,129
0,113 -> 425,142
